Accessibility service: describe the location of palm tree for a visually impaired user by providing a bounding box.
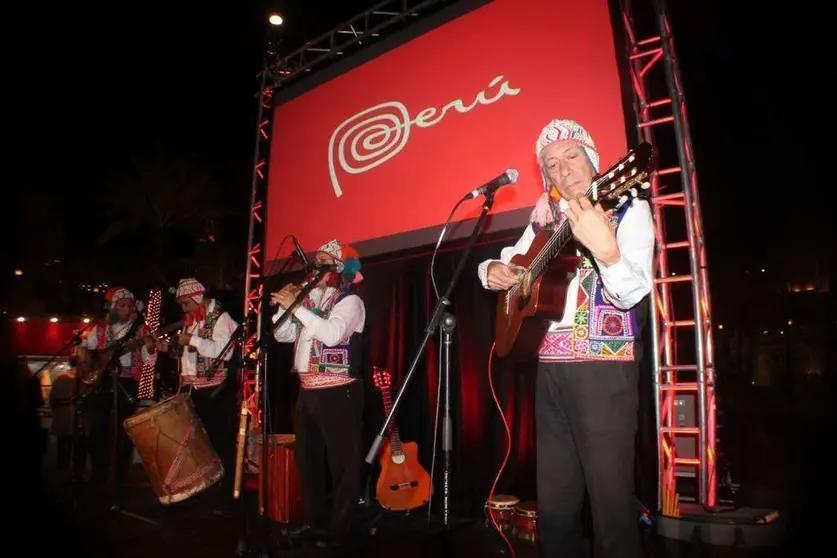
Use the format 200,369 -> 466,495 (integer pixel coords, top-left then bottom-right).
96,150 -> 230,289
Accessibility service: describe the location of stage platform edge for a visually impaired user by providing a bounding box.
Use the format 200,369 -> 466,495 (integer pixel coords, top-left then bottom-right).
655,503 -> 786,555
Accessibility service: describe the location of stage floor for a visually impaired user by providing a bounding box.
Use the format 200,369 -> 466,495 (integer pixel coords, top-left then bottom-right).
31,466 -> 797,558
33,467 -> 540,558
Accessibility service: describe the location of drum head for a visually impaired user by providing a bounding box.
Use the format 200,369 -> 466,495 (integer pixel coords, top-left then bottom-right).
268,433 -> 296,446
491,494 -> 520,507
515,500 -> 537,516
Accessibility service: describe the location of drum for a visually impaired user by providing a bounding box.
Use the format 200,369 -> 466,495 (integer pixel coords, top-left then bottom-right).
257,434 -> 303,524
123,393 -> 223,505
512,500 -> 538,542
485,494 -> 520,532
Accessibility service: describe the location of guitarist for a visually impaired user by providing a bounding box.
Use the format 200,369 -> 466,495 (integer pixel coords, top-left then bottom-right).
79,287 -> 157,489
477,119 -> 654,558
271,239 -> 366,547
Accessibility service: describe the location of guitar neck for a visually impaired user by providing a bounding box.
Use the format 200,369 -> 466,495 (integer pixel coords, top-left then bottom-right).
529,215 -> 575,280
120,320 -> 184,353
380,388 -> 403,455
527,146 -> 651,281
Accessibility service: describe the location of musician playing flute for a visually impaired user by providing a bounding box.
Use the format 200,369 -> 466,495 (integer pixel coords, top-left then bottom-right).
478,120 -> 654,558
271,239 -> 366,547
156,277 -> 238,515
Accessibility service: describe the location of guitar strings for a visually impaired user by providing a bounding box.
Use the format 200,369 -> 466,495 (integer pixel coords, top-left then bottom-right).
505,171 -> 642,302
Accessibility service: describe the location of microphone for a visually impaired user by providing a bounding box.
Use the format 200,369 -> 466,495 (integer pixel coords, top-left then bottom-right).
291,235 -> 309,268
310,262 -> 344,273
461,168 -> 519,200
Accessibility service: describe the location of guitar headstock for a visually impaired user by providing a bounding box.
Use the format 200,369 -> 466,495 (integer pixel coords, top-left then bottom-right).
592,142 -> 655,211
372,366 -> 392,390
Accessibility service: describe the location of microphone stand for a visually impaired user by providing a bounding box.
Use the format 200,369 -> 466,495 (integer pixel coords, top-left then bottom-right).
34,320 -> 95,508
365,191 -> 497,539
104,323 -> 159,527
33,320 -> 95,378
246,259 -> 321,558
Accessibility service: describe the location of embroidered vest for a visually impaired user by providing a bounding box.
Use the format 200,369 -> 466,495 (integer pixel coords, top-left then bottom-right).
296,290 -> 364,390
96,320 -> 147,379
535,202 -> 640,363
181,300 -> 229,388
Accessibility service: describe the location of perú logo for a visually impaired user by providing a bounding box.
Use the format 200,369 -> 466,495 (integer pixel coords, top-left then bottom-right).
327,75 -> 521,197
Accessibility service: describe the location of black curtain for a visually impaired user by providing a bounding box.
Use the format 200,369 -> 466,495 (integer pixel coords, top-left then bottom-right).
262,235 -> 657,519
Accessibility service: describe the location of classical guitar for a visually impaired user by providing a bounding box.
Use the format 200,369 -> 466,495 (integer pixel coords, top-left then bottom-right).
81,319 -> 185,389
372,367 -> 433,511
493,142 -> 655,360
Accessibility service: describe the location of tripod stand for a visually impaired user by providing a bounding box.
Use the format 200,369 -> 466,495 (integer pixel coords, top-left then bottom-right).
101,341 -> 159,527
365,188 -> 498,551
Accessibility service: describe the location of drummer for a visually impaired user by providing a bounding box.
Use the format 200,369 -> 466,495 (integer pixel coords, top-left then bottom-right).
156,278 -> 239,515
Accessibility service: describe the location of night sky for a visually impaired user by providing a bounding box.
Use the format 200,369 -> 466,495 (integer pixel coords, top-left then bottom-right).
5,0 -> 831,318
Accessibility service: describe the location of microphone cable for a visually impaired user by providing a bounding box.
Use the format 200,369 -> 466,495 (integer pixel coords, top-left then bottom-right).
486,342 -> 516,558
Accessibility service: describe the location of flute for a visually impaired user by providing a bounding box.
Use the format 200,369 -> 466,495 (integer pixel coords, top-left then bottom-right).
269,268 -> 327,331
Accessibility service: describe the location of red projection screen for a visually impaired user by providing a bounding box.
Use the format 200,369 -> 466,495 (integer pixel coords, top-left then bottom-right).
265,0 -> 628,266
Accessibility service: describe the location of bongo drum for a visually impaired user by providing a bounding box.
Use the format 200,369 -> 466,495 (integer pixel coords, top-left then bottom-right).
512,500 -> 538,542
258,434 -> 303,524
123,393 -> 224,505
485,494 -> 519,532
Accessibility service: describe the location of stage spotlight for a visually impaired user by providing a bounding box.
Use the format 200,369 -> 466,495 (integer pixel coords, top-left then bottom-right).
268,13 -> 284,26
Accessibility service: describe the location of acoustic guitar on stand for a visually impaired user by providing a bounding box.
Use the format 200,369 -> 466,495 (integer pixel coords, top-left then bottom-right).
493,142 -> 655,360
372,366 -> 433,512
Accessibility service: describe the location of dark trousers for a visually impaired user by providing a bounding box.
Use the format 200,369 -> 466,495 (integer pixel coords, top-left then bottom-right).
56,436 -> 72,471
187,382 -> 238,507
88,377 -> 138,486
536,360 -> 641,558
294,381 -> 364,534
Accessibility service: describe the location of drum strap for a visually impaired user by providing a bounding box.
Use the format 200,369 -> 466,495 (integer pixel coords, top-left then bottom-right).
163,422 -> 197,491
160,399 -> 221,493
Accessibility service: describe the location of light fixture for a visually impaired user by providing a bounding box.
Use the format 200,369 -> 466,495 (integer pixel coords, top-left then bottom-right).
16,316 -> 25,322
14,269 -> 22,276
268,13 -> 284,26
50,317 -> 59,323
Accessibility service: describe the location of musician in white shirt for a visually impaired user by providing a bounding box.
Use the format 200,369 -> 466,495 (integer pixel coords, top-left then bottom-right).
478,119 -> 654,558
271,239 -> 366,543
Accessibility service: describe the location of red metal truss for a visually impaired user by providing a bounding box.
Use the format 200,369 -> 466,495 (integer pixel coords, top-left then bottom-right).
240,0 -> 445,483
620,0 -> 718,510
239,68 -> 274,475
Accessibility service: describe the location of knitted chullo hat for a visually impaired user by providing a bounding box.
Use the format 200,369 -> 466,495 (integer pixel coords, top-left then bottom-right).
317,239 -> 363,285
108,287 -> 135,305
530,119 -> 600,226
176,278 -> 205,304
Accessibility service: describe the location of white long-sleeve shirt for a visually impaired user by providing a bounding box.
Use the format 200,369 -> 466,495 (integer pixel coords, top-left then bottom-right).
272,287 -> 366,373
84,320 -> 156,369
477,198 -> 655,331
178,299 -> 238,389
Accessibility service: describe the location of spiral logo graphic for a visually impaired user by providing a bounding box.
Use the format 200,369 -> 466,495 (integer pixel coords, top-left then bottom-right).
328,101 -> 411,197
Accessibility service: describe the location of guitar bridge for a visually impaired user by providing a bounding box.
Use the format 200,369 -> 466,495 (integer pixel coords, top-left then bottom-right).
389,481 -> 419,491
